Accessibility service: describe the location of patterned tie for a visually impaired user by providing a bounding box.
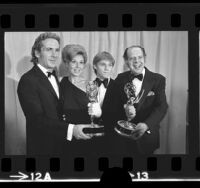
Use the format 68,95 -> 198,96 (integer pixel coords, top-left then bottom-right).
95,78 -> 108,88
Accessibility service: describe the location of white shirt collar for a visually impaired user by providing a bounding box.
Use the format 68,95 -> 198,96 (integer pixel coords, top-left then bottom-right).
37,64 -> 51,77
96,77 -> 110,87
97,77 -> 110,82
131,68 -> 145,81
131,67 -> 145,77
142,68 -> 145,79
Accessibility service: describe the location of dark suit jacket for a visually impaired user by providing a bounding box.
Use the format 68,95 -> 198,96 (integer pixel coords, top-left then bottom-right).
97,79 -> 116,130
114,67 -> 168,155
93,79 -> 117,155
17,65 -> 68,155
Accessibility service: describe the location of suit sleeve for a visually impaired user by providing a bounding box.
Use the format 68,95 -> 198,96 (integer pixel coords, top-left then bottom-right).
144,76 -> 168,130
17,75 -> 68,139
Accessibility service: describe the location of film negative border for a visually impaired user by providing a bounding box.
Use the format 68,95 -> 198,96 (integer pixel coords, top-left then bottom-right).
1,156 -> 200,181
0,3 -> 199,182
0,12 -> 188,29
0,4 -> 199,30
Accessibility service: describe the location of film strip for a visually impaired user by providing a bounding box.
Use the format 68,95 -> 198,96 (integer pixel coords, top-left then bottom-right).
0,3 -> 199,182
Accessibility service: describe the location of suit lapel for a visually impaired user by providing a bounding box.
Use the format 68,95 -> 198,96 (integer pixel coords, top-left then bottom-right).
101,79 -> 114,112
33,65 -> 59,100
135,68 -> 154,111
54,74 -> 62,99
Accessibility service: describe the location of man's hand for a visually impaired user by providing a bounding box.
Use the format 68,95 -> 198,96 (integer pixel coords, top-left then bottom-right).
130,122 -> 149,140
73,124 -> 93,140
124,104 -> 136,120
88,102 -> 102,118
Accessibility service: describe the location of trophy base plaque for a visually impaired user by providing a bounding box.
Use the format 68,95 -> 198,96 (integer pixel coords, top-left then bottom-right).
114,120 -> 137,137
83,127 -> 105,134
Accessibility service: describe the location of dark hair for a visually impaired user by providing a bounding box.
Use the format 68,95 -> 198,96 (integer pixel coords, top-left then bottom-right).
123,45 -> 146,60
31,32 -> 60,64
62,44 -> 87,64
93,51 -> 115,74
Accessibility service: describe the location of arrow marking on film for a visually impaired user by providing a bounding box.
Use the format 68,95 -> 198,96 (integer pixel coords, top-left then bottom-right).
129,172 -> 135,178
9,171 -> 29,180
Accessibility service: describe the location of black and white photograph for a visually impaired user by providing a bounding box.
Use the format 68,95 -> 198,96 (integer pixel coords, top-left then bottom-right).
4,31 -> 188,158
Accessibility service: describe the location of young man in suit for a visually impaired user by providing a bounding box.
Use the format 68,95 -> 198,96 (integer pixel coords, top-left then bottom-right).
17,32 -> 93,155
88,51 -> 116,156
114,45 -> 168,155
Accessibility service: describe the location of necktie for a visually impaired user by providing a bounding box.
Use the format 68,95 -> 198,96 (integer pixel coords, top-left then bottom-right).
47,70 -> 56,78
95,78 -> 108,88
47,70 -> 60,91
129,73 -> 143,81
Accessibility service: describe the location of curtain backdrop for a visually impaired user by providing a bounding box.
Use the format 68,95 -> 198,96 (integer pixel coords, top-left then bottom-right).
4,31 -> 188,155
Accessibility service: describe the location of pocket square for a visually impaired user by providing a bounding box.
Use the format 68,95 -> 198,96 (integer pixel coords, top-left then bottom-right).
147,91 -> 155,96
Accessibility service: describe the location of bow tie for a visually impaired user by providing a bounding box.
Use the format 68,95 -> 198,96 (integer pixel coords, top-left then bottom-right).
130,73 -> 143,81
95,78 -> 108,88
47,70 -> 57,78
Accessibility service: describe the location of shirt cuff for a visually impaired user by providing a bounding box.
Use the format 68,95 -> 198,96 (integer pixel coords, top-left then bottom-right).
146,125 -> 151,134
144,122 -> 151,134
146,129 -> 151,134
66,124 -> 74,141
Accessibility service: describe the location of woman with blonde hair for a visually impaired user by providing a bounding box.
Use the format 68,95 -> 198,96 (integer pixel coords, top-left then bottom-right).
60,44 -> 102,156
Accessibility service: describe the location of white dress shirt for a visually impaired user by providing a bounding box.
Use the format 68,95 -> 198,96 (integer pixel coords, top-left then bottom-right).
66,124 -> 74,141
37,64 -> 59,98
37,64 -> 74,141
97,78 -> 110,107
131,68 -> 145,97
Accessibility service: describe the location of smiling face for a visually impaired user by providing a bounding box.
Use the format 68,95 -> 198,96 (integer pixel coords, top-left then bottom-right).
125,47 -> 145,75
35,38 -> 60,71
68,54 -> 85,77
94,59 -> 113,80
